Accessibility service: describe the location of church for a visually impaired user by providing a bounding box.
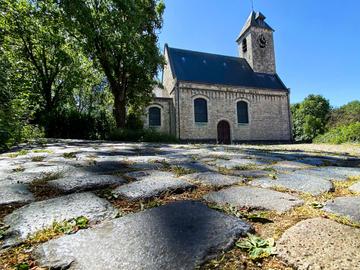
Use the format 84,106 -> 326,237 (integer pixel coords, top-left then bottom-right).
143,11 -> 292,144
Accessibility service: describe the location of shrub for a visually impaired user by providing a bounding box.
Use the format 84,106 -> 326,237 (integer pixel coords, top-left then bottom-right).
314,122 -> 360,144
109,128 -> 178,143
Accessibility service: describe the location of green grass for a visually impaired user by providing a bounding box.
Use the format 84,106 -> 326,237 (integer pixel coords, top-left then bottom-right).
7,150 -> 30,158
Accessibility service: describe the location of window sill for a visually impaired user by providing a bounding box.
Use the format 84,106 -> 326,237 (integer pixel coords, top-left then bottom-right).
149,125 -> 161,129
195,122 -> 208,127
237,123 -> 249,127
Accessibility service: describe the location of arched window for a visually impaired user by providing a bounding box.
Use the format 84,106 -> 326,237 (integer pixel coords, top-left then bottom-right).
242,38 -> 247,53
148,107 -> 161,127
237,101 -> 249,124
194,98 -> 208,123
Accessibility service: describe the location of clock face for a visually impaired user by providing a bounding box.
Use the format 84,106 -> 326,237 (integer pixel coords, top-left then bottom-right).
258,34 -> 267,48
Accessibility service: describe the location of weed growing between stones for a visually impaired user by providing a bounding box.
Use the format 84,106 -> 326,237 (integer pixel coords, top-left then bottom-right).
236,234 -> 275,260
32,149 -> 53,154
30,156 -> 46,162
12,166 -> 25,173
62,152 -> 77,159
29,171 -> 65,200
0,216 -> 89,270
7,150 -> 30,158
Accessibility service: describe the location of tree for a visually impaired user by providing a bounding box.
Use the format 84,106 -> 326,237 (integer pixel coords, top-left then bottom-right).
1,0 -> 92,114
291,94 -> 330,142
327,100 -> 360,128
59,0 -> 165,128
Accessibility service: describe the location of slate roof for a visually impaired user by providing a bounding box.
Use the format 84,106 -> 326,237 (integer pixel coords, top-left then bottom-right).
166,45 -> 287,91
237,11 -> 274,41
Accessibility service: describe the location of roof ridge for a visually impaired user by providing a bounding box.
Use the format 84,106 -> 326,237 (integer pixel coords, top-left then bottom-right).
167,46 -> 247,62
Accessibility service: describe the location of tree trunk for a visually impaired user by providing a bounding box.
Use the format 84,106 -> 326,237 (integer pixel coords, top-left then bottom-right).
113,91 -> 126,128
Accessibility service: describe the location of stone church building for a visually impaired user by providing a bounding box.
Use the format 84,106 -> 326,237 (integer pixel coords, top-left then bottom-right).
144,11 -> 292,144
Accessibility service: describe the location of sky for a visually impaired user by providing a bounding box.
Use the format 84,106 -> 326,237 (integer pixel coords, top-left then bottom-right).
158,0 -> 360,107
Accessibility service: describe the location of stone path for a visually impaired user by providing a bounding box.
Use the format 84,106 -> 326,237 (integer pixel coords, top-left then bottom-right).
0,140 -> 359,270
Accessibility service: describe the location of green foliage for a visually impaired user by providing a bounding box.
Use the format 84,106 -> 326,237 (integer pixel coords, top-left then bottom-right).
236,234 -> 275,260
63,152 -> 77,159
53,216 -> 89,234
125,111 -> 144,130
328,101 -> 360,128
60,0 -> 165,128
314,122 -> 360,144
109,128 -> 178,143
291,95 -> 330,142
15,262 -> 29,270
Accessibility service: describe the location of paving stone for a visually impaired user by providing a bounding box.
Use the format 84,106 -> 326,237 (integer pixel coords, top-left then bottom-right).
182,172 -> 245,187
297,157 -> 335,166
112,176 -> 194,200
2,192 -> 118,247
296,166 -> 360,181
250,172 -> 333,195
231,170 -> 271,178
270,160 -> 313,171
277,218 -> 360,270
34,201 -> 253,270
127,162 -> 164,170
123,170 -> 174,181
0,184 -> 34,206
171,161 -> 212,173
47,175 -> 127,193
323,196 -> 360,222
208,158 -> 267,169
349,182 -> 360,193
204,186 -> 303,213
84,160 -> 128,174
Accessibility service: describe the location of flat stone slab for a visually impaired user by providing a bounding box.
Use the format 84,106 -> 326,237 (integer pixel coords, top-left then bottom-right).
171,161 -> 212,173
34,201 -> 253,270
270,160 -> 313,171
209,158 -> 267,169
0,184 -> 34,206
250,172 -> 333,195
349,182 -> 360,193
231,170 -> 270,178
2,192 -> 117,247
203,186 -> 303,213
47,175 -> 127,193
277,218 -> 360,270
112,176 -> 194,200
296,166 -> 360,181
123,170 -> 174,181
323,196 -> 360,222
182,172 -> 245,187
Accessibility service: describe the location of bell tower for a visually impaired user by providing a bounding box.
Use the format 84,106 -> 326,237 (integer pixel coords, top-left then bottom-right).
236,11 -> 276,74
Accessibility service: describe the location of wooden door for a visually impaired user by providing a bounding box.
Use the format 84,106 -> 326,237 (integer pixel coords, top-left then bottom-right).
217,121 -> 231,144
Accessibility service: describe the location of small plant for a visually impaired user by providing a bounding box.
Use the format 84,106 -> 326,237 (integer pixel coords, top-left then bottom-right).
8,149 -> 30,158
32,149 -> 53,154
233,164 -> 257,171
32,170 -> 65,184
0,223 -> 10,239
31,156 -> 46,162
12,166 -> 25,172
63,152 -> 77,159
236,234 -> 275,260
15,262 -> 29,270
310,201 -> 324,209
269,173 -> 277,180
53,216 -> 89,235
170,166 -> 196,177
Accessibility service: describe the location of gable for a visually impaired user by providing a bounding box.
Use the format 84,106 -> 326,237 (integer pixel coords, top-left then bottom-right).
166,45 -> 287,91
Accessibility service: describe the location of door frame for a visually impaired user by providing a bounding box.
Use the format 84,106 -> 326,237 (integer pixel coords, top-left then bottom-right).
217,119 -> 232,144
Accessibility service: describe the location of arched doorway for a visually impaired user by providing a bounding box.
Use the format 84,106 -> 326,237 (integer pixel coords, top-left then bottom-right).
217,120 -> 231,144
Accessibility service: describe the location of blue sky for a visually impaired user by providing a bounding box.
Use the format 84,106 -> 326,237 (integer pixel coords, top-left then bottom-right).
158,0 -> 360,107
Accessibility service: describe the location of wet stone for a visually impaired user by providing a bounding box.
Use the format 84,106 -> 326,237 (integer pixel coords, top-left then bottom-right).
204,186 -> 303,213
47,175 -> 127,193
182,172 -> 245,187
112,176 -> 194,201
0,184 -> 34,206
323,196 -> 360,222
277,218 -> 360,270
250,172 -> 333,195
2,192 -> 118,247
34,201 -> 253,270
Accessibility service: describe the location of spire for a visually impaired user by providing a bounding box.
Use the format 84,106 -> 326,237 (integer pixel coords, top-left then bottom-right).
236,11 -> 274,42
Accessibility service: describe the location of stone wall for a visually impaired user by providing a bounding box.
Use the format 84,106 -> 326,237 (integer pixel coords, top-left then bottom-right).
176,82 -> 291,142
143,98 -> 173,135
